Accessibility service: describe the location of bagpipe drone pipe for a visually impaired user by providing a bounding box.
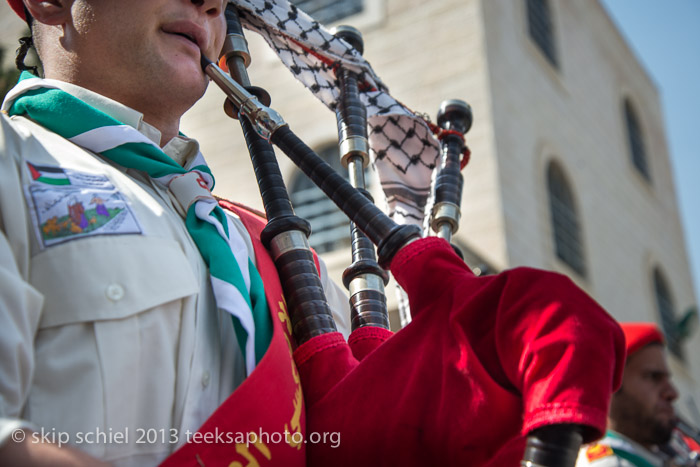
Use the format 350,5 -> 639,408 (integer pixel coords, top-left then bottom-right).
162,1 -> 626,466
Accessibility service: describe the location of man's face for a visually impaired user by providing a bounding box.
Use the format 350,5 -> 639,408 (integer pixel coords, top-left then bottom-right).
62,0 -> 227,119
609,344 -> 679,447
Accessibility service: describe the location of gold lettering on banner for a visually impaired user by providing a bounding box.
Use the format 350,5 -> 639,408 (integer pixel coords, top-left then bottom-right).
284,386 -> 304,449
277,300 -> 293,336
278,299 -> 304,449
278,302 -> 300,384
228,434 -> 272,467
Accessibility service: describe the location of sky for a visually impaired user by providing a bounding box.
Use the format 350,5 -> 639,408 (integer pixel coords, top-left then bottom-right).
598,0 -> 699,304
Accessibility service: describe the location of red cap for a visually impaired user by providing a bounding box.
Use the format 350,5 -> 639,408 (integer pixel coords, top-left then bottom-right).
7,0 -> 27,21
620,322 -> 665,357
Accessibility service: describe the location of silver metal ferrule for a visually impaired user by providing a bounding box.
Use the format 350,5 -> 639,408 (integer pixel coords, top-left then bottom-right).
430,202 -> 461,233
270,230 -> 311,261
221,33 -> 251,68
204,62 -> 287,139
339,136 -> 370,167
349,273 -> 386,297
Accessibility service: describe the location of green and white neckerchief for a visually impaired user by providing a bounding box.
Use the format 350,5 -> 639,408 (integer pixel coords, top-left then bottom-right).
605,431 -> 663,467
3,72 -> 271,376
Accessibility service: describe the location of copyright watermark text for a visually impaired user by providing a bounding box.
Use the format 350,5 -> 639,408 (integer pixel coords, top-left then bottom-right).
11,427 -> 340,449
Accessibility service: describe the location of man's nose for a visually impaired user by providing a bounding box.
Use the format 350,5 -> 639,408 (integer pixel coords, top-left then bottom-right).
191,0 -> 224,16
663,380 -> 680,402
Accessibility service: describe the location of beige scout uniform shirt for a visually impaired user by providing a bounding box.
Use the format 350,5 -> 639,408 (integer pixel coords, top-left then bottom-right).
0,82 -> 350,466
576,431 -> 666,467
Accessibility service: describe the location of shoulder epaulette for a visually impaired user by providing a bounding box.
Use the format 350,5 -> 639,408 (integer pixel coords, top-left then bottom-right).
586,443 -> 615,462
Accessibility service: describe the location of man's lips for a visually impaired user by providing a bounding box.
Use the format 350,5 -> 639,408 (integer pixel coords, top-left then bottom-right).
657,405 -> 676,419
165,32 -> 200,56
161,21 -> 208,54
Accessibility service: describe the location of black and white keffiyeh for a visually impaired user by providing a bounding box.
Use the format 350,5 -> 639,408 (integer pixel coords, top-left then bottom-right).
234,0 -> 442,227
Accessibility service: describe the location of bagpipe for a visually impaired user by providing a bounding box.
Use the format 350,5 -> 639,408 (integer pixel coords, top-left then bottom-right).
162,1 -> 626,465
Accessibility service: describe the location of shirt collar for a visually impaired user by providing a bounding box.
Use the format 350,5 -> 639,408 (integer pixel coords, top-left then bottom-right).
38,80 -> 201,167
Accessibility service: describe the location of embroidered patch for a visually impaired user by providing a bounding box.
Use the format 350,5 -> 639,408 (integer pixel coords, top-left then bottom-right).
586,443 -> 614,462
24,162 -> 142,248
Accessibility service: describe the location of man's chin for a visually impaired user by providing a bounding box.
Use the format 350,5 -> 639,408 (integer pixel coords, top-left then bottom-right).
651,418 -> 678,445
164,58 -> 208,90
166,74 -> 208,105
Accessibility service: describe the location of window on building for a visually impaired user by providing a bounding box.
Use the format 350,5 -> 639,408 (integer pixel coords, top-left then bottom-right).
289,144 -> 352,254
526,0 -> 558,68
624,99 -> 650,181
546,162 -> 586,277
291,0 -> 364,24
653,268 -> 683,359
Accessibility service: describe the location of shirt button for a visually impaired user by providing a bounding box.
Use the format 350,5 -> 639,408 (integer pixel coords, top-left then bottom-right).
105,283 -> 125,302
201,371 -> 211,388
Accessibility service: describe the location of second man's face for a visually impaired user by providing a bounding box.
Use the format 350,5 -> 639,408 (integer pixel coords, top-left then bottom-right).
611,344 -> 679,446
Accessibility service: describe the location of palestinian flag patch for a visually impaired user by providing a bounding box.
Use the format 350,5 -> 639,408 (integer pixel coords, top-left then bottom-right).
27,161 -> 71,185
24,164 -> 142,248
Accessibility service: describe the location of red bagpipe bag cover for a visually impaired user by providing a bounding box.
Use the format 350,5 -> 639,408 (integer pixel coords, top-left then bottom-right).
296,237 -> 625,466
163,201 -> 626,466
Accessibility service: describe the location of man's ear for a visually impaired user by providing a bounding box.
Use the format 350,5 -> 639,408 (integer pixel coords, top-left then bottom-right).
22,0 -> 72,26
